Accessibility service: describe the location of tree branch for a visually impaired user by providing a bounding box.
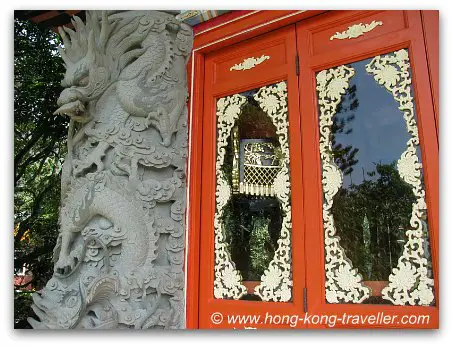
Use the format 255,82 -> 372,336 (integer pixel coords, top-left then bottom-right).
14,142 -> 57,186
14,126 -> 46,166
14,176 -> 59,243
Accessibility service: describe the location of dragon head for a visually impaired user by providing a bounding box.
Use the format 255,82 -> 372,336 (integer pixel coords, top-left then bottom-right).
54,10 -> 193,146
54,12 -> 114,123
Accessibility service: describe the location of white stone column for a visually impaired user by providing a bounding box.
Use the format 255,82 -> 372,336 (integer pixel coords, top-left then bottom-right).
28,10 -> 193,329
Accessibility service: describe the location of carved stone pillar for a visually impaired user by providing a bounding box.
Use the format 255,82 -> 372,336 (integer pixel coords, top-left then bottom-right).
28,10 -> 193,329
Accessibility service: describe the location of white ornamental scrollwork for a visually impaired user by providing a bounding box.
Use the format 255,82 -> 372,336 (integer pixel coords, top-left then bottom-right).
214,82 -> 293,302
330,20 -> 383,41
365,49 -> 435,306
230,55 -> 270,71
214,94 -> 248,299
253,81 -> 292,302
316,65 -> 372,304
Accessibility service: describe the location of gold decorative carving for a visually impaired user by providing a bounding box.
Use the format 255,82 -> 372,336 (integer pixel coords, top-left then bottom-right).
316,65 -> 372,304
316,49 -> 435,306
230,55 -> 270,71
231,126 -> 240,194
214,82 -> 293,302
253,81 -> 292,302
329,20 -> 383,41
365,49 -> 435,306
214,95 -> 248,300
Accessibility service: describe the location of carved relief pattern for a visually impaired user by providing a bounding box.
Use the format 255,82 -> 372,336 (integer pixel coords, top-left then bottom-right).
29,10 -> 193,329
214,94 -> 248,299
365,49 -> 435,306
229,55 -> 270,71
330,20 -> 383,41
316,66 -> 372,303
253,81 -> 292,302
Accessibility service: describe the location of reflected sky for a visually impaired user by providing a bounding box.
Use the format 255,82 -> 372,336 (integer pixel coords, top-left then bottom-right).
333,58 -> 413,188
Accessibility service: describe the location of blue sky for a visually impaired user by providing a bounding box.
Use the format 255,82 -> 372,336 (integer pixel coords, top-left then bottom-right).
332,58 -> 414,188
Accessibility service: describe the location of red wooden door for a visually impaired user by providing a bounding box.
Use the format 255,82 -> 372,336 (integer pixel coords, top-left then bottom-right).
297,10 -> 439,328
191,10 -> 438,329
198,25 -> 307,329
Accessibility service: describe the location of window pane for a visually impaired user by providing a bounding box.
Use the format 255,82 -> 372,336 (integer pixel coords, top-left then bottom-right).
316,50 -> 434,306
214,82 -> 293,302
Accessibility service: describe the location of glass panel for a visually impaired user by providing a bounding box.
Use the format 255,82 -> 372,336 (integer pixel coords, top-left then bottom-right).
316,49 -> 434,306
213,82 -> 292,302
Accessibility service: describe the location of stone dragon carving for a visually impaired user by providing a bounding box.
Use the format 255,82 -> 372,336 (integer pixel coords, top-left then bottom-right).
28,10 -> 192,329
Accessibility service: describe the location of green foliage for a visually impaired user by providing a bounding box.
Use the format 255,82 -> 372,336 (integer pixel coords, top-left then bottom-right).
14,17 -> 67,328
332,162 -> 416,281
14,291 -> 34,329
220,97 -> 281,284
249,215 -> 275,280
223,196 -> 281,282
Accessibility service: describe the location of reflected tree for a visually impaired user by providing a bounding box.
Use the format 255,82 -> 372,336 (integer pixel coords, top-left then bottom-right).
332,162 -> 416,281
331,84 -> 360,178
219,94 -> 281,287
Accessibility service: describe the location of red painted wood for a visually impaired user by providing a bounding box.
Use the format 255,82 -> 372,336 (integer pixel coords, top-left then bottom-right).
186,11 -> 323,329
362,281 -> 390,297
185,52 -> 205,329
310,10 -> 407,56
198,24 -> 307,329
243,281 -> 261,295
193,10 -> 327,54
421,10 -> 439,139
297,10 -> 439,329
192,10 -> 255,35
186,9 -> 439,329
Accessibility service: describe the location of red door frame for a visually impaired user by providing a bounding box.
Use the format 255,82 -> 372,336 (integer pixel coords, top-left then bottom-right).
420,10 -> 439,138
185,10 -> 439,329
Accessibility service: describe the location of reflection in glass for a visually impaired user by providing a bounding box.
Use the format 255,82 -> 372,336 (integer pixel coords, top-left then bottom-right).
221,90 -> 282,301
214,82 -> 292,302
317,51 -> 434,305
331,59 -> 416,284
